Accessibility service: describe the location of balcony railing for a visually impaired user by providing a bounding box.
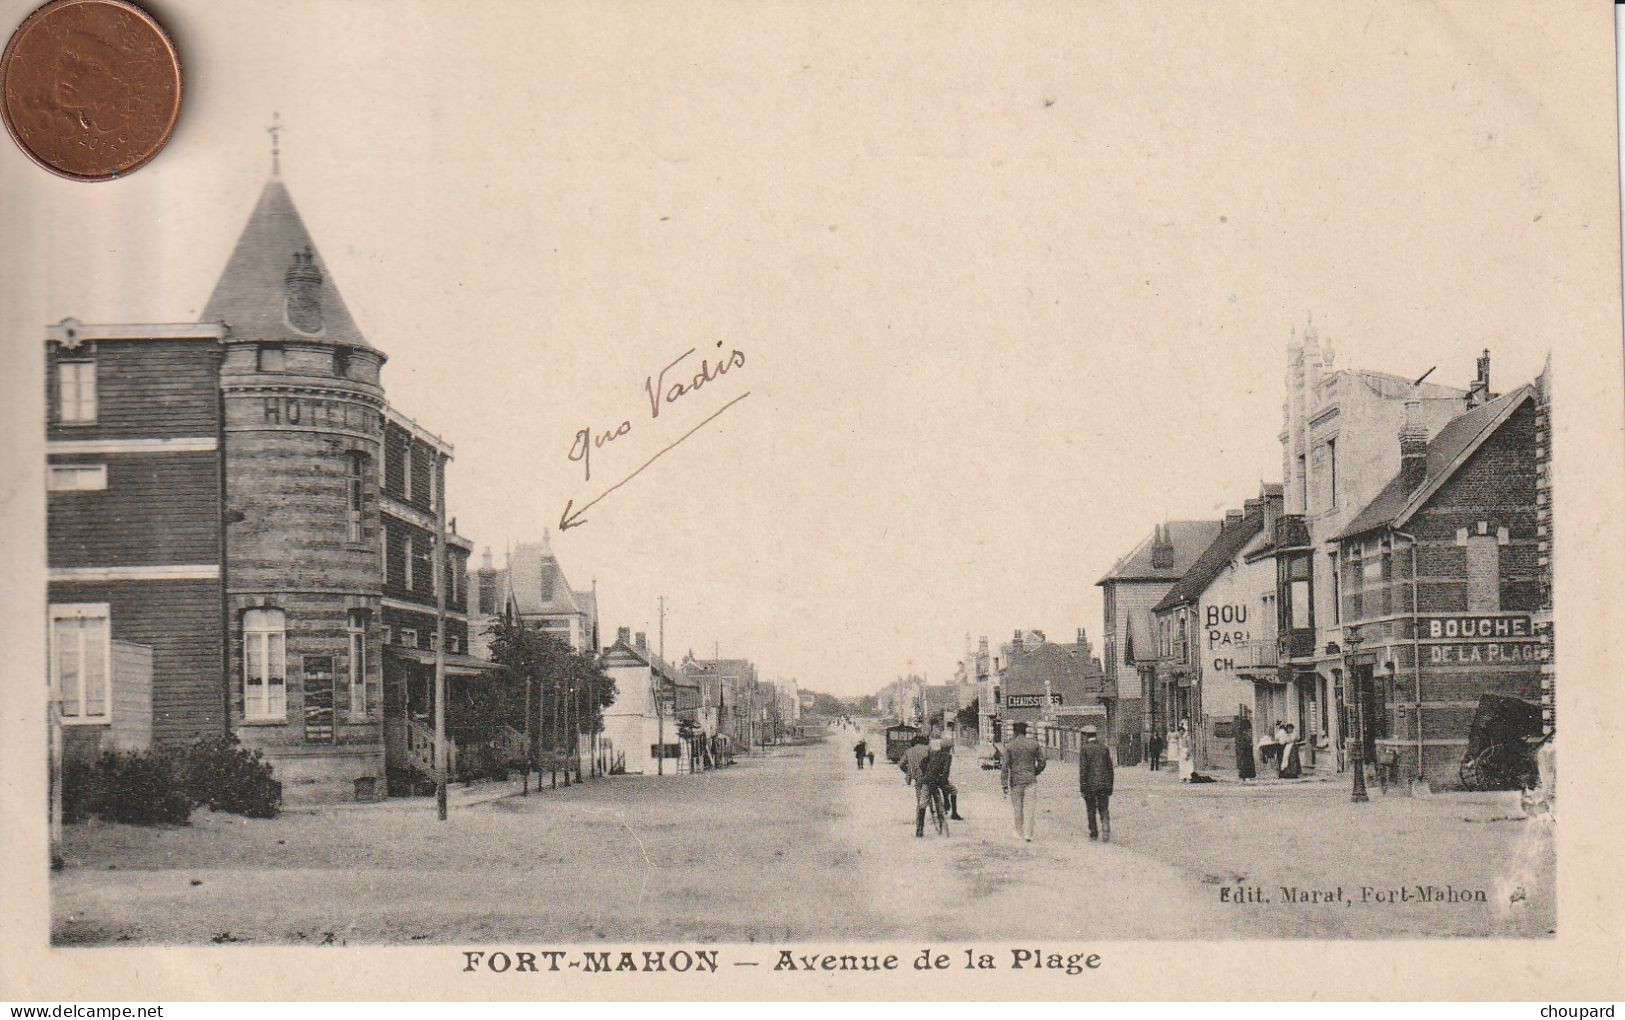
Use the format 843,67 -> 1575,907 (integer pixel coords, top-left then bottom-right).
1243,639 -> 1278,668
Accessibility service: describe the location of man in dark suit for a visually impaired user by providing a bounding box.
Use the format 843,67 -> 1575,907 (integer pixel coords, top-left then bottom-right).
1077,724 -> 1115,843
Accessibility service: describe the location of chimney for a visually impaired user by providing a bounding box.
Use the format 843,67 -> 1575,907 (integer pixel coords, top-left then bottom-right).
1224,508 -> 1244,529
1400,392 -> 1430,492
1467,348 -> 1492,407
634,631 -> 647,652
1150,523 -> 1175,569
1076,628 -> 1087,646
616,626 -> 631,645
1261,482 -> 1282,532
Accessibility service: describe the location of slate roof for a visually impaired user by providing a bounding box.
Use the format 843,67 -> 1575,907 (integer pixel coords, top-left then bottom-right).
1336,386 -> 1535,541
604,636 -> 686,684
202,178 -> 375,350
1096,520 -> 1223,585
1153,509 -> 1267,613
1003,641 -> 1105,700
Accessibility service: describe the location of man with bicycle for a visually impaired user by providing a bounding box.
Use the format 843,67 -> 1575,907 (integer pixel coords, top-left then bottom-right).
924,735 -> 966,823
900,734 -> 933,836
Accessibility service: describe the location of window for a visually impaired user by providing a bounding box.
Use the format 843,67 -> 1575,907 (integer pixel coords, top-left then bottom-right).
1361,541 -> 1383,584
1286,555 -> 1312,630
57,361 -> 96,423
1297,454 -> 1308,511
428,454 -> 437,508
381,525 -> 389,579
258,345 -> 286,373
48,465 -> 107,491
1327,438 -> 1338,509
334,349 -> 351,377
402,442 -> 413,502
403,535 -> 414,591
428,632 -> 440,651
399,628 -> 419,649
1466,535 -> 1501,613
243,608 -> 287,722
51,604 -> 109,723
382,624 -> 393,645
346,452 -> 366,542
1328,552 -> 1340,624
448,635 -> 462,654
347,609 -> 369,719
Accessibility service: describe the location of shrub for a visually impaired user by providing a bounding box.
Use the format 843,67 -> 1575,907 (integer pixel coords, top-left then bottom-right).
60,753 -> 99,824
63,750 -> 192,826
60,735 -> 282,826
175,735 -> 282,818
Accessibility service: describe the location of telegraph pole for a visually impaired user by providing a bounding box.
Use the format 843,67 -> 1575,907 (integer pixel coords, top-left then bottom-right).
433,457 -> 449,821
657,596 -> 666,776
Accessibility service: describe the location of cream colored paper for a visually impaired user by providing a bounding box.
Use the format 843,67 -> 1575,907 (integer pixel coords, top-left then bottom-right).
1,0 -> 1621,1000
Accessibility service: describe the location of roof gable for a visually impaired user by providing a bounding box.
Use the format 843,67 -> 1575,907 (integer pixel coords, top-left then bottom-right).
1096,520 -> 1223,585
202,179 -> 374,350
1336,386 -> 1535,541
507,539 -> 584,617
1153,510 -> 1266,612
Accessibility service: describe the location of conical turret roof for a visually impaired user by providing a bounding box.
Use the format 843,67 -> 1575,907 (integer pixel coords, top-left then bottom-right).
201,178 -> 375,350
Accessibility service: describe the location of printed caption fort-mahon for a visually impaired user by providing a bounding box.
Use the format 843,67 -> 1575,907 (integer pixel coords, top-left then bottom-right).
461,947 -> 1103,976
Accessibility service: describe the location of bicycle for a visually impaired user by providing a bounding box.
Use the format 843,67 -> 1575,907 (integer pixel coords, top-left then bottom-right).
927,783 -> 950,836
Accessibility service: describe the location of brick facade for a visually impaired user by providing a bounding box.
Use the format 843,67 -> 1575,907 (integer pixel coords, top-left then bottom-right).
1337,393 -> 1543,788
46,326 -> 228,754
45,175 -> 482,804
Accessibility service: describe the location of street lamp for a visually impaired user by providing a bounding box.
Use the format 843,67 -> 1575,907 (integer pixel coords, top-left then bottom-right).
1343,628 -> 1369,804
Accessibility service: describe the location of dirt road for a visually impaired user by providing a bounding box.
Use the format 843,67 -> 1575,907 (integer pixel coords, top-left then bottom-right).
52,728 -> 1552,944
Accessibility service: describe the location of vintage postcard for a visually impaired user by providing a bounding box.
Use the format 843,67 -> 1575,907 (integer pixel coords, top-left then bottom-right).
1,0 -> 1622,1002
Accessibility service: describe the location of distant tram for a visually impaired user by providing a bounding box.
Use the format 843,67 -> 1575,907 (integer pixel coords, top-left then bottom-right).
884,723 -> 921,763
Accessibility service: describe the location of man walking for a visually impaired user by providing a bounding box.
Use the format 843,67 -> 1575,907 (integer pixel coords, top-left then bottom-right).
1077,724 -> 1115,842
902,735 -> 933,836
854,738 -> 867,769
1000,722 -> 1046,842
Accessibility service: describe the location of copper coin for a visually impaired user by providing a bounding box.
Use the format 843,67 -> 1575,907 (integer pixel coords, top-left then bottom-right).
0,0 -> 180,181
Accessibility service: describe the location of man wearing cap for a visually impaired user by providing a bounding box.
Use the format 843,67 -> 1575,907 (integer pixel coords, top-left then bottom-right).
924,735 -> 966,822
1000,722 -> 1046,842
1076,723 -> 1115,842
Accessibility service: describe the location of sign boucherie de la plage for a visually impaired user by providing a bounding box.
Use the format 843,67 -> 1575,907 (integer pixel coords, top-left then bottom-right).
1419,614 -> 1548,666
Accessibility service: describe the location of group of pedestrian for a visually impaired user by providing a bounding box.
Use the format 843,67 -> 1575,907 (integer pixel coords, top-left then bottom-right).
852,739 -> 874,769
999,721 -> 1115,843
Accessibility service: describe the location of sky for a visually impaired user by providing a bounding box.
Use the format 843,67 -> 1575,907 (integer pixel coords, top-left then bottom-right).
1,0 -> 1612,697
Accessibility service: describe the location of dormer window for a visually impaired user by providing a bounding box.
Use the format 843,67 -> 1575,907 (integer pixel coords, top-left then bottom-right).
334,348 -> 351,377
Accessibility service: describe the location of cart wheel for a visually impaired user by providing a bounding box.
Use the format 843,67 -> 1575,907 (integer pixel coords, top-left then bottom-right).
1459,752 -> 1486,790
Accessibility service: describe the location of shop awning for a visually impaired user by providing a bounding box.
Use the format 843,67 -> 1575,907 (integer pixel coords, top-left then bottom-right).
1241,669 -> 1288,686
1053,704 -> 1108,718
385,645 -> 500,677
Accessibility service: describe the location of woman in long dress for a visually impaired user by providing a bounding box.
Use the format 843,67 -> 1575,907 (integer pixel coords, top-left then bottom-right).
1176,719 -> 1195,782
1278,723 -> 1302,779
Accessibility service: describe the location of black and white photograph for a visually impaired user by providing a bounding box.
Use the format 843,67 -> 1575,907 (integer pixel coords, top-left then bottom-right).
1,0 -> 1622,1003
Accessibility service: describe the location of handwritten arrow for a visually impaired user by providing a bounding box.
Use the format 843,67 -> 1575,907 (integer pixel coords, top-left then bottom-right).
558,390 -> 752,531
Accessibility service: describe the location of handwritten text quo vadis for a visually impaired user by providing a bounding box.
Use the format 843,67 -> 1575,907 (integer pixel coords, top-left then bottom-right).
558,342 -> 749,531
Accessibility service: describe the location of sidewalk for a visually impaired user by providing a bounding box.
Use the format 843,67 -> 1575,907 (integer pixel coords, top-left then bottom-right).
283,773 -> 588,813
